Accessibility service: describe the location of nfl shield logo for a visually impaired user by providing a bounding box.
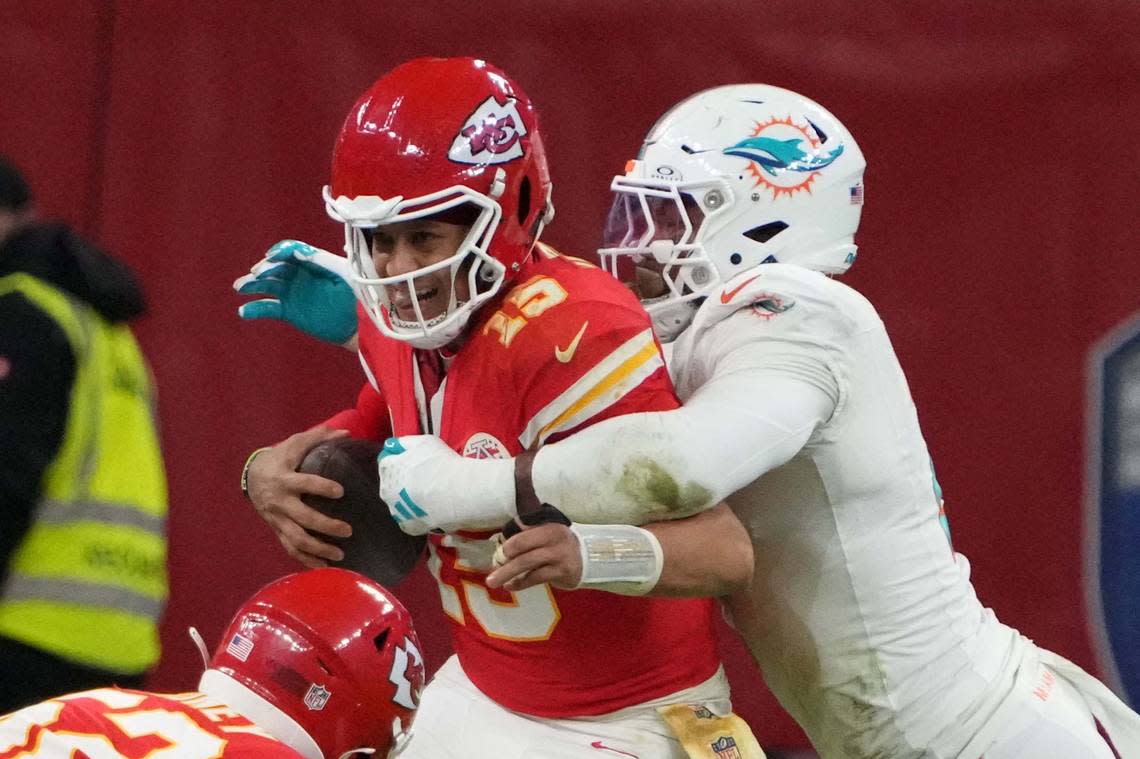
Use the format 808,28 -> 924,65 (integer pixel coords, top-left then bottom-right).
710,736 -> 742,759
303,683 -> 331,711
690,704 -> 716,720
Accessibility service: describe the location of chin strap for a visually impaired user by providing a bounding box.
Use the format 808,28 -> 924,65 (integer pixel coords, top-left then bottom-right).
188,627 -> 210,670
389,720 -> 414,757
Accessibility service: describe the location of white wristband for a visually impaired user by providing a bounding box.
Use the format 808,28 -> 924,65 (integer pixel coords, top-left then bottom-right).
570,523 -> 663,596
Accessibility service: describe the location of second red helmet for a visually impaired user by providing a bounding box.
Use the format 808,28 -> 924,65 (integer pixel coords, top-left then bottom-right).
200,568 -> 425,759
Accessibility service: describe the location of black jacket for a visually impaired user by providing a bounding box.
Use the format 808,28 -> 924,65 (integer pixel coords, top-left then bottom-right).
0,223 -> 146,578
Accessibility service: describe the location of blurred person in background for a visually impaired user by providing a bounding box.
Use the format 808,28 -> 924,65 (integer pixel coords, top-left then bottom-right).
0,156 -> 169,712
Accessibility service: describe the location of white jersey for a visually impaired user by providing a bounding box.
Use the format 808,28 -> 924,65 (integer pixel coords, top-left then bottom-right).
533,263 -> 1015,757
529,263 -> 1140,757
670,264 -> 1017,758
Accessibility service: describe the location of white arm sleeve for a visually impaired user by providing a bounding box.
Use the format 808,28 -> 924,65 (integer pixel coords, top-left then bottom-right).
531,334 -> 839,524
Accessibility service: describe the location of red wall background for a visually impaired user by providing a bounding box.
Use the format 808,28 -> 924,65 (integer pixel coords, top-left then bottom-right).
2,1 -> 1138,750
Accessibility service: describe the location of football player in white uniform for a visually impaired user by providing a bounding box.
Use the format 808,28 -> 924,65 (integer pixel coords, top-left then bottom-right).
234,59 -> 768,759
373,86 -> 1140,759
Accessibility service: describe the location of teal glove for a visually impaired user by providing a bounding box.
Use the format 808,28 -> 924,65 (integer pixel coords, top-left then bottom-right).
234,240 -> 359,345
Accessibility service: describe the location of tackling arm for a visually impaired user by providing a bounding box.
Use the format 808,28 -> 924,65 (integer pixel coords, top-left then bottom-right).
378,330 -> 839,532
526,345 -> 838,524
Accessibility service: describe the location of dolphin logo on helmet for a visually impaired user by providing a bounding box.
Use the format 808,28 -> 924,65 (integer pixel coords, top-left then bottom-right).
723,136 -> 844,176
596,84 -> 866,342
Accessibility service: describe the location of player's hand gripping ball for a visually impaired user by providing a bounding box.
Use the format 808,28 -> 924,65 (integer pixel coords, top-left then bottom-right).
298,437 -> 426,585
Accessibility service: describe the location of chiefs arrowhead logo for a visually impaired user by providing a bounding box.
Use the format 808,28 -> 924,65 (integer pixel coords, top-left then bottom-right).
449,96 -> 527,165
463,432 -> 508,459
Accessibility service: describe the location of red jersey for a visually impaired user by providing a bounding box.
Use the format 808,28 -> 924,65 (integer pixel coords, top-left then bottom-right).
345,246 -> 721,717
0,688 -> 304,758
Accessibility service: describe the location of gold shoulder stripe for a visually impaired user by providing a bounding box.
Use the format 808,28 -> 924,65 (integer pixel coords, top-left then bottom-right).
519,328 -> 663,449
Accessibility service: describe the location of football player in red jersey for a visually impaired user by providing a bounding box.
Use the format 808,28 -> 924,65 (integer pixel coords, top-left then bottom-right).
238,58 -> 761,758
0,568 -> 424,759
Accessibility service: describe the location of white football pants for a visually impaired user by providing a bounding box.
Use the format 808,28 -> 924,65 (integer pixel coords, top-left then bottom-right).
398,655 -> 732,759
965,648 -> 1140,759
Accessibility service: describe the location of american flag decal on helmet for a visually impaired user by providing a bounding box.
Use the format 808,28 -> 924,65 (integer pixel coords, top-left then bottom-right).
226,633 -> 254,662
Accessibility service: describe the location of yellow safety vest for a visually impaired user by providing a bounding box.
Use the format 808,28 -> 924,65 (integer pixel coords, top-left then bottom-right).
0,273 -> 168,674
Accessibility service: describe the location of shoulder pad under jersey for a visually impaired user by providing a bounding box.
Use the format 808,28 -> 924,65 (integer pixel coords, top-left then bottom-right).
688,263 -> 881,339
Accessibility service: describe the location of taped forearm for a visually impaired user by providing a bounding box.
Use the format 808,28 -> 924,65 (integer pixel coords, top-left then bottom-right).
570,523 -> 663,596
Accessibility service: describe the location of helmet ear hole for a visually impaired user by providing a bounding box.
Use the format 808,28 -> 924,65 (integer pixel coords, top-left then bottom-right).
807,118 -> 829,143
743,221 -> 788,244
517,177 -> 532,226
374,628 -> 390,652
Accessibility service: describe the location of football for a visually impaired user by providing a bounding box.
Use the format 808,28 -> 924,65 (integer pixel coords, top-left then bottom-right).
297,437 -> 426,586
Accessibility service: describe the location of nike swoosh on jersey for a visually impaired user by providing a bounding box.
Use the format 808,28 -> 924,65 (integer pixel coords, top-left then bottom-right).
719,274 -> 762,304
590,741 -> 639,758
554,321 -> 589,363
522,327 -> 663,449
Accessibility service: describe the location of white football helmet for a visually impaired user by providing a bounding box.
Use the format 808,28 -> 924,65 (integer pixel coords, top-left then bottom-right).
599,84 -> 866,341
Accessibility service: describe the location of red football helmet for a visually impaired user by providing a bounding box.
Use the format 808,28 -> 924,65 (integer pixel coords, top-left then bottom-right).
324,56 -> 554,349
199,568 -> 425,759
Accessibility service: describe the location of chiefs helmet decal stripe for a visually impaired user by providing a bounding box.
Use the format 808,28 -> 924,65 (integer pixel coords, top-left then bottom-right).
519,329 -> 663,449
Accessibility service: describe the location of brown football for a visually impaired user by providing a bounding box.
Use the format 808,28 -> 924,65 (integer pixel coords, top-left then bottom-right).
298,437 -> 426,586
